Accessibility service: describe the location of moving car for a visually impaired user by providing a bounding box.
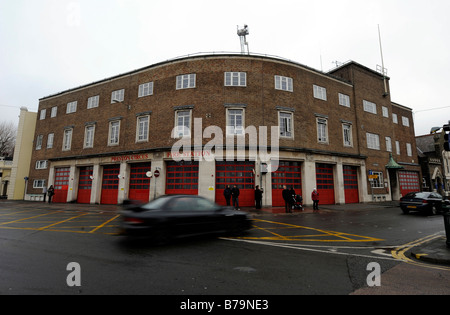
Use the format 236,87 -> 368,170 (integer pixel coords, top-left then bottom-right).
400,192 -> 443,215
119,195 -> 253,243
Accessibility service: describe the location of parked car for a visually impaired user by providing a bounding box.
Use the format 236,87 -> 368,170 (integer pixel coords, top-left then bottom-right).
442,199 -> 450,213
119,195 -> 253,243
400,192 -> 443,215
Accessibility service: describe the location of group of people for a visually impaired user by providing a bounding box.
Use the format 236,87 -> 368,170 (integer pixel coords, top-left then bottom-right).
42,185 -> 55,203
224,184 -> 320,212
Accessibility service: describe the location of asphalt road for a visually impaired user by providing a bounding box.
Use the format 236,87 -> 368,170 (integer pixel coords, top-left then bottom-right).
0,201 -> 449,298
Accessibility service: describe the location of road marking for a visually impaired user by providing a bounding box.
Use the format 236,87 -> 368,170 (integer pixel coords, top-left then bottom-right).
89,215 -> 120,233
0,211 -> 61,226
38,213 -> 88,231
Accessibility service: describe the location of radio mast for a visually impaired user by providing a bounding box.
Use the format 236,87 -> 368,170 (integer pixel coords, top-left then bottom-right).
237,25 -> 250,55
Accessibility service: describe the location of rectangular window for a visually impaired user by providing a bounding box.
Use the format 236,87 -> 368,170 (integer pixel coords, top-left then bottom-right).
343,124 -> 353,147
363,100 -> 377,114
63,129 -> 72,151
382,106 -> 389,117
396,141 -> 401,155
84,125 -> 95,148
313,85 -> 327,101
66,101 -> 77,114
87,95 -> 99,109
225,72 -> 246,87
111,89 -> 125,103
174,110 -> 191,138
136,115 -> 149,142
47,133 -> 54,149
51,106 -> 57,118
406,143 -> 412,156
317,118 -> 328,143
366,132 -> 380,150
138,82 -> 154,97
279,112 -> 293,138
40,109 -> 46,120
33,179 -> 46,189
35,160 -> 48,170
385,136 -> 392,152
227,109 -> 244,135
176,74 -> 196,90
402,116 -> 410,127
109,121 -> 120,145
36,135 -> 43,150
274,75 -> 293,92
371,172 -> 384,188
393,113 -> 398,124
339,93 -> 350,107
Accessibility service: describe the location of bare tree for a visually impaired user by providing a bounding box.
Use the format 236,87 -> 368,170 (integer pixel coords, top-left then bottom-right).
0,121 -> 16,158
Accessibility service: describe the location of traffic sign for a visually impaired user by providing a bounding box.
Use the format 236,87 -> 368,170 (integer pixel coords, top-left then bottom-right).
154,170 -> 160,178
368,175 -> 378,180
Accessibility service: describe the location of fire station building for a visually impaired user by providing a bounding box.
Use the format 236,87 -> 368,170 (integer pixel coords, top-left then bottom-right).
27,53 -> 421,206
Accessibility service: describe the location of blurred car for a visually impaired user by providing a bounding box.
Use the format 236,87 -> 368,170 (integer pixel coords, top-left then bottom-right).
400,192 -> 443,215
443,198 -> 450,213
119,195 -> 253,243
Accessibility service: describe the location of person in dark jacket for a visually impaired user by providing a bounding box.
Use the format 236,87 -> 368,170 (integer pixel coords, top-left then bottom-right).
47,185 -> 55,203
223,185 -> 232,206
282,185 -> 291,213
231,185 -> 240,210
255,185 -> 263,209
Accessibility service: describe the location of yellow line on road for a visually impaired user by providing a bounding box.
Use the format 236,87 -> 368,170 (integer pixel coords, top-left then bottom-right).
89,215 -> 120,234
0,211 -> 61,226
38,213 -> 88,231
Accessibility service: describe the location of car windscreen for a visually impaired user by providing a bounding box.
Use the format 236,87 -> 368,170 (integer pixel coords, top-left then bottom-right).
140,196 -> 171,210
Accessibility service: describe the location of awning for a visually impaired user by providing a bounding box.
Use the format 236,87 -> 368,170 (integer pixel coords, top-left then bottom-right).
385,153 -> 404,169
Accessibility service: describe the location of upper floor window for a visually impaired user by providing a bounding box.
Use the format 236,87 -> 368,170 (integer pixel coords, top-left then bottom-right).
87,95 -> 99,109
406,143 -> 413,156
138,82 -> 154,97
66,101 -> 77,114
366,132 -> 380,150
382,106 -> 389,118
402,116 -> 410,127
63,128 -> 73,151
317,118 -> 328,143
40,109 -> 46,120
385,136 -> 392,152
136,115 -> 150,142
36,135 -> 43,150
339,93 -> 350,107
47,133 -> 54,149
363,100 -> 377,114
274,75 -> 293,92
108,121 -> 120,146
227,108 -> 244,136
111,89 -> 125,103
225,72 -> 246,87
35,160 -> 48,170
84,125 -> 95,148
313,85 -> 327,101
176,74 -> 196,90
279,112 -> 293,138
51,106 -> 57,118
342,123 -> 353,147
393,113 -> 398,124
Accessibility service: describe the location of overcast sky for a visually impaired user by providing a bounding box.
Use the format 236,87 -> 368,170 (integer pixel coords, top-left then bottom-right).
1,0 -> 449,136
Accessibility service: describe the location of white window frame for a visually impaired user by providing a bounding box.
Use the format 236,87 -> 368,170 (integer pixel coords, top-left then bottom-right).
371,172 -> 384,188
51,106 -> 57,118
366,132 -> 380,150
111,89 -> 125,103
279,111 -> 293,139
226,108 -> 245,136
36,135 -> 43,150
176,74 -> 196,90
173,110 -> 192,138
87,95 -> 99,109
342,123 -> 353,147
108,121 -> 120,146
33,179 -> 46,189
225,72 -> 247,87
313,85 -> 327,101
385,136 -> 392,152
317,118 -> 328,144
47,133 -> 54,149
35,160 -> 48,170
363,100 -> 377,114
274,75 -> 293,92
138,82 -> 154,97
63,128 -> 73,151
396,141 -> 401,155
84,125 -> 95,148
402,116 -> 410,127
40,109 -> 46,120
406,143 -> 413,157
339,93 -> 350,107
393,113 -> 398,124
66,101 -> 77,114
136,115 -> 150,142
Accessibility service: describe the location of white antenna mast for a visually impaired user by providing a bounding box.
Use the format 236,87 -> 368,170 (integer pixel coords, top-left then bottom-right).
378,24 -> 389,97
237,24 -> 250,55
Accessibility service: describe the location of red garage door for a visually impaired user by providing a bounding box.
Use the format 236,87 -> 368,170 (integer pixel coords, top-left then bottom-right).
101,164 -> 120,205
53,167 -> 70,203
129,163 -> 151,203
399,171 -> 421,197
316,163 -> 335,205
272,161 -> 302,207
344,166 -> 359,204
215,161 -> 255,207
77,166 -> 93,204
166,161 -> 199,196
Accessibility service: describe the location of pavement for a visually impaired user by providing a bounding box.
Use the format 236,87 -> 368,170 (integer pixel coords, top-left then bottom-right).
1,199 -> 450,267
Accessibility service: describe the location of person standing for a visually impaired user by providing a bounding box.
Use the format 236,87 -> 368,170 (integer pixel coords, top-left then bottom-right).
42,186 -> 47,202
231,185 -> 240,210
223,185 -> 232,206
282,185 -> 291,213
47,185 -> 55,203
311,188 -> 319,211
254,185 -> 263,209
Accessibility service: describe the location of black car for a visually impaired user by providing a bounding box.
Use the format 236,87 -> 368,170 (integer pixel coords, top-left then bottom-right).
119,195 -> 253,243
400,192 -> 443,215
